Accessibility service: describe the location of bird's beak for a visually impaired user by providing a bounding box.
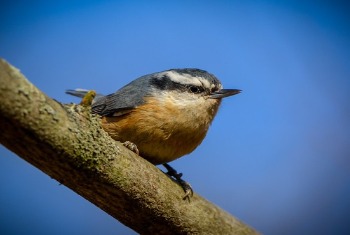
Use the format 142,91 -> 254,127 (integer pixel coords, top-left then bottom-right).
209,89 -> 241,99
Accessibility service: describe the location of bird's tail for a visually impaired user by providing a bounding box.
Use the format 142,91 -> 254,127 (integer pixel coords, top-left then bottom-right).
65,88 -> 91,98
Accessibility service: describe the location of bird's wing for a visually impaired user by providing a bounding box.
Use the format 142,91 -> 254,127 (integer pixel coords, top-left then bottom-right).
91,75 -> 151,117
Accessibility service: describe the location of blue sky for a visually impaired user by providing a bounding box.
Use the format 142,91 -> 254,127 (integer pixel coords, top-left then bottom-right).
1,1 -> 349,234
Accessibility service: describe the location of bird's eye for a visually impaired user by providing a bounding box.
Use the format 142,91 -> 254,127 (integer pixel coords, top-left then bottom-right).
189,86 -> 202,93
190,86 -> 199,93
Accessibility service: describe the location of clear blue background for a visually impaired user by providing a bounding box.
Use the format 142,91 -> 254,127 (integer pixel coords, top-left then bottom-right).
1,1 -> 349,234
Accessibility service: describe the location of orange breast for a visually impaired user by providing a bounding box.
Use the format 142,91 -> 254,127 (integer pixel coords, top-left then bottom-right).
101,96 -> 220,164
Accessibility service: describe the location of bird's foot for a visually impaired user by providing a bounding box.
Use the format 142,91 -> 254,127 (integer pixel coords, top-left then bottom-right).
123,141 -> 139,155
163,163 -> 193,201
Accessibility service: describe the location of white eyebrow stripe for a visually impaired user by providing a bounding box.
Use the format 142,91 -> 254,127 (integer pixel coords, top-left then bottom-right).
155,70 -> 223,91
197,77 -> 212,89
161,71 -> 202,86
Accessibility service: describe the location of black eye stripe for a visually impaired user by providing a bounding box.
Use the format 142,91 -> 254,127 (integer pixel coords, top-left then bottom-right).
150,75 -> 213,95
211,86 -> 219,93
188,85 -> 204,93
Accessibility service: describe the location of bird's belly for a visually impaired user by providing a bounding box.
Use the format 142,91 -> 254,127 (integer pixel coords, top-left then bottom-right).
134,127 -> 207,164
101,114 -> 208,164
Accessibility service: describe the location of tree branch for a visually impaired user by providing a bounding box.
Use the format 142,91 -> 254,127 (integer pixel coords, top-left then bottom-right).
0,58 -> 258,235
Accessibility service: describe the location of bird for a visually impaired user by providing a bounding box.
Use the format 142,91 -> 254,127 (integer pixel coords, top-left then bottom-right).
66,68 -> 240,199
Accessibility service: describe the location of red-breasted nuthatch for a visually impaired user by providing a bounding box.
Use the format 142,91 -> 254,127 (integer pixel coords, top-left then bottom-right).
66,68 -> 240,198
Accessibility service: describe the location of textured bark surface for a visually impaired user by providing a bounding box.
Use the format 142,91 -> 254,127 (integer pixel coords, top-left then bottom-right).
0,58 -> 259,235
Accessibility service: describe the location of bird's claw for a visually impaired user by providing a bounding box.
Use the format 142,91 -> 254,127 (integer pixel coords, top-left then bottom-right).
179,180 -> 193,201
123,141 -> 139,155
163,163 -> 193,201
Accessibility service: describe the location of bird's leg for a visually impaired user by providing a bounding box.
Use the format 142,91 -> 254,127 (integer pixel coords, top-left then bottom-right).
163,163 -> 193,201
120,142 -> 192,200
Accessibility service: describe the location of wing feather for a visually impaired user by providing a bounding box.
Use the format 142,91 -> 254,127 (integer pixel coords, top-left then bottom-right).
91,75 -> 151,116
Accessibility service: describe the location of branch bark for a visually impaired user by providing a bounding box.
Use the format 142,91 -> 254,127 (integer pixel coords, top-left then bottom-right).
0,59 -> 258,235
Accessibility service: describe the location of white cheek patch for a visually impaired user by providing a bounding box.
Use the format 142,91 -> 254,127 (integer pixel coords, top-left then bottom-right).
154,90 -> 198,107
